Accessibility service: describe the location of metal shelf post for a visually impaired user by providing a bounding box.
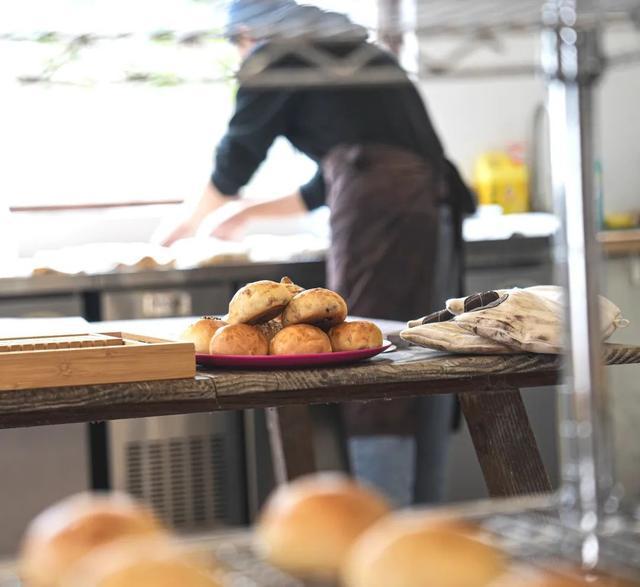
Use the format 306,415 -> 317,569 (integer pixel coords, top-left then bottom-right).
542,0 -> 619,565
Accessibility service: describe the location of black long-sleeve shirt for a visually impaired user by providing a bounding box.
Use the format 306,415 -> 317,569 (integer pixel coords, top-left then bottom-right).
211,41 -> 446,210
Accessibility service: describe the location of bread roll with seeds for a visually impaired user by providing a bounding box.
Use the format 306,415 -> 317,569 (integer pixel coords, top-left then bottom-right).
281,288 -> 347,330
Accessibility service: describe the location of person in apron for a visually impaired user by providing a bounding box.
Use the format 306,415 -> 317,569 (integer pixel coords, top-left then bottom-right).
154,0 -> 475,506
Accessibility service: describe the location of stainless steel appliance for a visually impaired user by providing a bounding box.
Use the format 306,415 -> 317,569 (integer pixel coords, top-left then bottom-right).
0,295 -> 89,556
108,413 -> 246,530
102,283 -> 247,530
100,283 -> 231,320
0,293 -> 83,318
0,423 -> 90,556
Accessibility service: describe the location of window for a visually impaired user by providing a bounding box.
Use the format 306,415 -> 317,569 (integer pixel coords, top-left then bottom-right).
1,0 -> 376,210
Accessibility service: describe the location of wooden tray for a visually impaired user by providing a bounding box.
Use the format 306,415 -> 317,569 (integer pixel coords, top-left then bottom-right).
0,332 -> 195,391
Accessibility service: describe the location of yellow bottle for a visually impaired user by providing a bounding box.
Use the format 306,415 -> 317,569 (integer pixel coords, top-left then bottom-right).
473,150 -> 530,214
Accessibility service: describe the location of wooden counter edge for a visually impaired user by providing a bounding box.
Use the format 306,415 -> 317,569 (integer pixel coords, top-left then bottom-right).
599,230 -> 640,256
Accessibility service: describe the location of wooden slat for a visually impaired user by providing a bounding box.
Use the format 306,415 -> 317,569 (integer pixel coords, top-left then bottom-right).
0,372 -> 557,430
0,343 -> 637,429
266,406 -> 317,484
0,333 -> 123,352
0,377 -> 218,429
210,345 -> 640,406
599,229 -> 640,256
213,371 -> 561,411
211,350 -> 562,404
459,390 -> 552,497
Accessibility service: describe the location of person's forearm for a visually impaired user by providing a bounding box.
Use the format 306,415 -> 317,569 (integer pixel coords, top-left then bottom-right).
247,191 -> 307,218
188,182 -> 237,222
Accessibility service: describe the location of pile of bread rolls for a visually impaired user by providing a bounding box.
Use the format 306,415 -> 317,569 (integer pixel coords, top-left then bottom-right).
180,277 -> 384,356
17,483 -> 637,587
18,492 -> 222,587
254,473 -> 638,587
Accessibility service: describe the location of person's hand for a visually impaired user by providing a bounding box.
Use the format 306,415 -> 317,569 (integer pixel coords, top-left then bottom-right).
151,214 -> 200,247
151,183 -> 237,246
198,200 -> 255,241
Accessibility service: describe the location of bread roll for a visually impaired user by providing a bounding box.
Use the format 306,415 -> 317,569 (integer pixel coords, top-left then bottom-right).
269,324 -> 332,355
227,280 -> 294,325
281,288 -> 348,330
329,321 -> 383,351
19,492 -> 167,587
255,317 -> 284,342
209,324 -> 269,356
280,276 -> 304,295
62,538 -> 222,587
342,512 -> 506,587
255,473 -> 389,581
180,317 -> 227,354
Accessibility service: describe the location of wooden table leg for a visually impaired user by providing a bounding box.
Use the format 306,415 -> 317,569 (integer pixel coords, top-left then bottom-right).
266,406 -> 317,485
458,389 -> 552,498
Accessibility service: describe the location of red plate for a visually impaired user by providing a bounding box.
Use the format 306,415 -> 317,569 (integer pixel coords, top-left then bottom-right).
196,341 -> 393,369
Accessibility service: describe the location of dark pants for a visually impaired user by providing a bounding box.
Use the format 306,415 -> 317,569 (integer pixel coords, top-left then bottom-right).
322,144 -> 461,503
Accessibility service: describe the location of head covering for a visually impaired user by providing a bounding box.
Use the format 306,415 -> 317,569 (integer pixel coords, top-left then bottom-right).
225,0 -> 368,43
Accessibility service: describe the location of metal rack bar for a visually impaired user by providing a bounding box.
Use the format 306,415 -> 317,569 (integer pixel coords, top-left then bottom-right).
542,0 -> 621,567
5,1 -> 640,86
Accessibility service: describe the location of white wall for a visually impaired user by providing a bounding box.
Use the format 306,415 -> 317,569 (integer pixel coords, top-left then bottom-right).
7,26 -> 639,256
419,29 -> 640,214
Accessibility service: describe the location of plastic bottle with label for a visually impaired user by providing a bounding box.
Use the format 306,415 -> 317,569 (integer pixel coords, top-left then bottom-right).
473,144 -> 531,214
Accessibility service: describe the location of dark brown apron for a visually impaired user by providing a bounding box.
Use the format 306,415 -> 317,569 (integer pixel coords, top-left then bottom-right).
322,144 -> 446,436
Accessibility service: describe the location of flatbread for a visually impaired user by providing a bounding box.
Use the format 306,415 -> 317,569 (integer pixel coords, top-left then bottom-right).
525,285 -> 628,340
400,321 -> 515,354
454,289 -> 563,354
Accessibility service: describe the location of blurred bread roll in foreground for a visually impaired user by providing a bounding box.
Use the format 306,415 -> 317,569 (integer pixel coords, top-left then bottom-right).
255,473 -> 390,581
19,492 -> 167,587
209,324 -> 269,356
180,317 -> 227,354
342,512 -> 506,587
227,280 -> 294,324
329,321 -> 383,351
62,537 -> 222,587
269,324 -> 332,355
281,288 -> 348,330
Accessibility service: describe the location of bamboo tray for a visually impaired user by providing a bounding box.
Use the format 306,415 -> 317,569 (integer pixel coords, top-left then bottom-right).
0,332 -> 195,391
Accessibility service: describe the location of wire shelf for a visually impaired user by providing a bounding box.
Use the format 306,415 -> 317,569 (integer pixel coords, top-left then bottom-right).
4,1 -> 640,87
204,506 -> 640,586
1,500 -> 639,586
410,0 -> 640,36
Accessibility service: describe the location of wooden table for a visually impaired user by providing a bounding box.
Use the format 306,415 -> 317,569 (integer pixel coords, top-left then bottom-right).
1,316 -> 639,499
600,229 -> 640,256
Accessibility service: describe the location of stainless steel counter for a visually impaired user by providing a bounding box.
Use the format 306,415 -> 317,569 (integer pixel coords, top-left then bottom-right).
0,237 -> 553,299
0,260 -> 326,298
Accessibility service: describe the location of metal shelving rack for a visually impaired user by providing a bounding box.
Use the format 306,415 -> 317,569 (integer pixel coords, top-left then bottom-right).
3,0 -> 640,583
230,0 -> 640,581
6,1 -> 640,86
411,0 -> 640,580
229,0 -> 640,85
